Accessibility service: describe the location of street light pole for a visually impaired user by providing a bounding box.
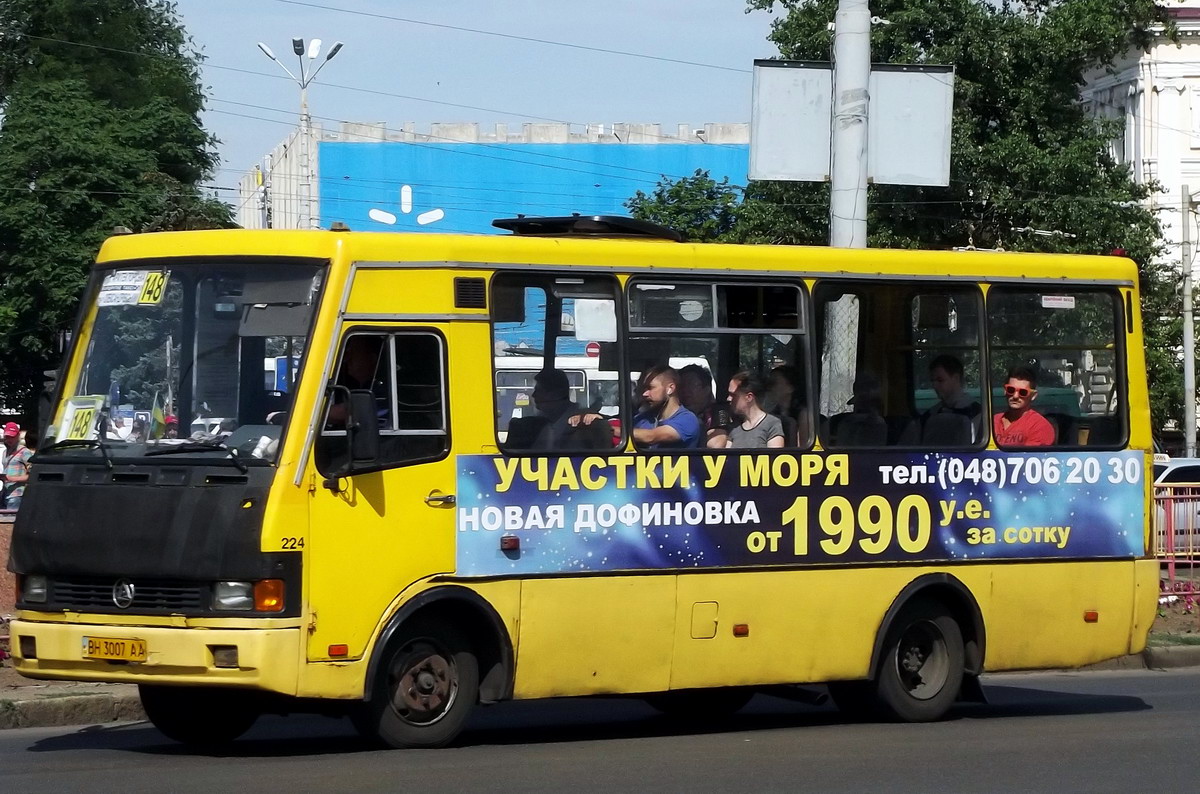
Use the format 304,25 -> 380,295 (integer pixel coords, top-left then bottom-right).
1184,184 -> 1196,457
257,38 -> 344,230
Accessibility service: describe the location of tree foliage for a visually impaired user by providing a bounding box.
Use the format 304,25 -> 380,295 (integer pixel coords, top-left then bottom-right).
0,0 -> 232,419
626,170 -> 742,241
628,0 -> 1181,429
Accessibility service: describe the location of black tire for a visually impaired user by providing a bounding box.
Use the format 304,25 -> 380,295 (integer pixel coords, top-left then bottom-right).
138,685 -> 259,746
644,687 -> 754,721
354,619 -> 479,749
874,597 -> 965,722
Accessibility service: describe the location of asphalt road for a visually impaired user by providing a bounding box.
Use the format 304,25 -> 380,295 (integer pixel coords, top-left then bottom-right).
1,669 -> 1196,793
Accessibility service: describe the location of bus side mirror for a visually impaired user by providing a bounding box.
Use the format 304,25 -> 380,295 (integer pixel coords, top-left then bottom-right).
348,389 -> 381,464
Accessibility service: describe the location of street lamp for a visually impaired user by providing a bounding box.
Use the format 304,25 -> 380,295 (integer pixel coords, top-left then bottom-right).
1183,185 -> 1198,456
257,37 -> 345,230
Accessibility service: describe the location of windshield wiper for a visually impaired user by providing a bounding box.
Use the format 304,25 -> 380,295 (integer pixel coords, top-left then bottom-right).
35,438 -> 113,470
145,440 -> 249,473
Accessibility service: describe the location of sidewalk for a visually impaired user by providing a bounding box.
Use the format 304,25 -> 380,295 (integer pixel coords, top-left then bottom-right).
0,663 -> 143,730
3,645 -> 1200,731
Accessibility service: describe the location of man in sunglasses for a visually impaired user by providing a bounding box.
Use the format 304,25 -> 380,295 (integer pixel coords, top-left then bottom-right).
993,365 -> 1055,447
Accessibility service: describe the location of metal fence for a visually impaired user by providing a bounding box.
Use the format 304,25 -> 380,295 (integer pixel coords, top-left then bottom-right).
1153,484 -> 1200,620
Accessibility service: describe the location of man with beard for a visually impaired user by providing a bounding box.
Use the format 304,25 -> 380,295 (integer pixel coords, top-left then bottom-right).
570,365 -> 700,449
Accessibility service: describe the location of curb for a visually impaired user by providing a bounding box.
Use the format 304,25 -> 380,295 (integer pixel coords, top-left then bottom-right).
1060,644 -> 1200,672
0,690 -> 144,730
1143,644 -> 1200,669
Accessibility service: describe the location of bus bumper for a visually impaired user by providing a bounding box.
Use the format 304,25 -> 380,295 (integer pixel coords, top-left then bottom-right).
8,618 -> 302,696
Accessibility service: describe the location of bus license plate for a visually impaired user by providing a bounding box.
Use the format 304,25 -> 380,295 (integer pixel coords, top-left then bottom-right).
82,636 -> 147,662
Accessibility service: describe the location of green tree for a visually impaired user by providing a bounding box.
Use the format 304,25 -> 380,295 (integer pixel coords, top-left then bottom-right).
0,0 -> 231,420
626,170 -> 742,241
629,0 -> 1180,427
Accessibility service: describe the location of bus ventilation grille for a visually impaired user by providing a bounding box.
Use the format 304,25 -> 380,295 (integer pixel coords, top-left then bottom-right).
454,277 -> 487,309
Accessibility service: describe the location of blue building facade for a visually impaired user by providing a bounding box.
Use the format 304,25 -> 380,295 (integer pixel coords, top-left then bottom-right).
316,139 -> 749,235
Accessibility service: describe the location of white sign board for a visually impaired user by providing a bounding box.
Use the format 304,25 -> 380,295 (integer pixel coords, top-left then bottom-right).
750,60 -> 954,187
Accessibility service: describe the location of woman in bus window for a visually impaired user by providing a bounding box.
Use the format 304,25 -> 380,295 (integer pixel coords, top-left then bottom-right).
726,372 -> 785,449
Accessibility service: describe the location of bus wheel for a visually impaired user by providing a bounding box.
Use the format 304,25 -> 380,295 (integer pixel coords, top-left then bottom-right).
875,597 -> 964,722
359,620 -> 479,749
138,685 -> 259,746
644,687 -> 753,720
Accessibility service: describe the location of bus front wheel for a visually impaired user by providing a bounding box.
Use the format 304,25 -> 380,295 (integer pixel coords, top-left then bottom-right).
356,619 -> 479,749
875,597 -> 965,722
138,685 -> 259,746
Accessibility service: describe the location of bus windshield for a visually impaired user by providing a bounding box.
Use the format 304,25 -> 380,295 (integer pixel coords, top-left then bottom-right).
44,260 -> 326,464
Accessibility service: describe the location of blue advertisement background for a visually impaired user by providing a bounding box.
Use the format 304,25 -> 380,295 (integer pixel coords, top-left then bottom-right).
455,451 -> 1145,577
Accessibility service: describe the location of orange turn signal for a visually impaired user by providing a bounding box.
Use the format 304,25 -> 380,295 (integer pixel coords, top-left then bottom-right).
1083,610 -> 1099,623
733,623 -> 750,637
254,579 -> 285,612
328,644 -> 349,658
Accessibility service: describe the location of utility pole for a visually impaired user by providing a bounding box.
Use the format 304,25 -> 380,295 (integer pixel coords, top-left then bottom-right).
822,0 -> 872,412
1184,184 -> 1196,456
257,38 -> 344,230
829,0 -> 871,248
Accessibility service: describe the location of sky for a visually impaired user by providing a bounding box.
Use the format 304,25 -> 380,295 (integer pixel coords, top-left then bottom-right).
174,1 -> 782,193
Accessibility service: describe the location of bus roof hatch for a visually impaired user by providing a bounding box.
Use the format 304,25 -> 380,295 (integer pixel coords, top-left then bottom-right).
491,214 -> 682,242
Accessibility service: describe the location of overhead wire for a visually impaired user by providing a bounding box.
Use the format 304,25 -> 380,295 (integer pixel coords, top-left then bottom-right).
269,0 -> 753,74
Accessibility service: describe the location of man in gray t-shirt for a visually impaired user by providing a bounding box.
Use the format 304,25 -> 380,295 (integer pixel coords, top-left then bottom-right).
725,371 -> 786,449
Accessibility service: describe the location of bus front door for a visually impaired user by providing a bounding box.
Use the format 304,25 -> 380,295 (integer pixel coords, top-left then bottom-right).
304,326 -> 456,665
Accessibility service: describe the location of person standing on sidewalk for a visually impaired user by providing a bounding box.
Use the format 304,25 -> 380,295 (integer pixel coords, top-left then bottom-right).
2,422 -> 33,511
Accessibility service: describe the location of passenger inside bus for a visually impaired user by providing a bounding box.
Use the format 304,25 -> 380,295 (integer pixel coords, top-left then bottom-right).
527,368 -> 610,452
678,363 -> 729,449
765,364 -> 808,446
631,366 -> 700,449
725,371 -> 786,449
993,365 -> 1055,447
829,372 -> 888,447
900,354 -> 982,446
570,364 -> 701,449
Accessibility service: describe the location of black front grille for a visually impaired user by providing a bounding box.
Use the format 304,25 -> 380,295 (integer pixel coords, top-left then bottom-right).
49,577 -> 205,612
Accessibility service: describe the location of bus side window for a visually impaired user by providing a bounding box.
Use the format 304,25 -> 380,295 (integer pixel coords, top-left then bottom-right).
492,273 -> 623,453
627,279 -> 810,451
814,282 -> 985,450
987,288 -> 1126,449
903,290 -> 986,448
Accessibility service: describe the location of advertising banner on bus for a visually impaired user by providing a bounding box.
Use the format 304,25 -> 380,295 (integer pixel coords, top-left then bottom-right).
454,451 -> 1144,576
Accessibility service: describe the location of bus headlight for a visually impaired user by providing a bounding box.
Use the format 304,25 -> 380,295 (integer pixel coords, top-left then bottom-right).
213,581 -> 254,611
21,574 -> 48,603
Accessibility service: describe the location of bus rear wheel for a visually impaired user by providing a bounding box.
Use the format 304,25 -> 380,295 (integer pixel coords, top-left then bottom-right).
875,597 -> 964,722
138,685 -> 259,746
355,619 -> 479,749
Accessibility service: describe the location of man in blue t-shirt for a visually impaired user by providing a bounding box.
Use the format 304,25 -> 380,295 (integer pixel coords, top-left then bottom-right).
569,365 -> 701,449
631,366 -> 701,449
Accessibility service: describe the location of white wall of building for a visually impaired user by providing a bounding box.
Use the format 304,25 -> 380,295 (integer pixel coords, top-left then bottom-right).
1082,3 -> 1200,266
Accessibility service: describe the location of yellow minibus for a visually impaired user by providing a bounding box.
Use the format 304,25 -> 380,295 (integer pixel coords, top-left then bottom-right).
8,215 -> 1157,748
